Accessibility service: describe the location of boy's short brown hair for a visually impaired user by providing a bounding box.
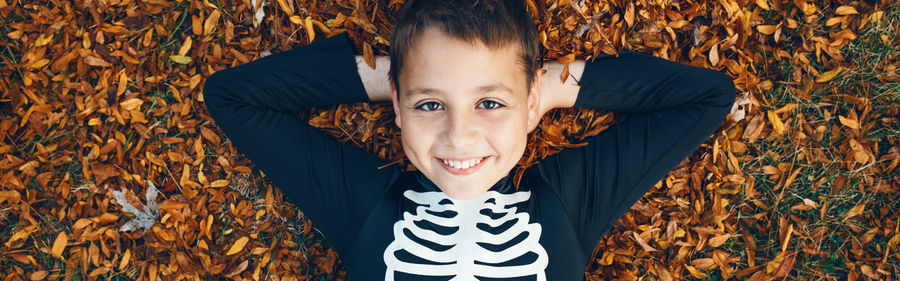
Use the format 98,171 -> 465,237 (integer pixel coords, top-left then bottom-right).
388,0 -> 543,95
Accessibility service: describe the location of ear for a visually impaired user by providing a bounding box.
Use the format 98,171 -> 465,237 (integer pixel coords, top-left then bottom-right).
526,71 -> 541,134
390,78 -> 402,129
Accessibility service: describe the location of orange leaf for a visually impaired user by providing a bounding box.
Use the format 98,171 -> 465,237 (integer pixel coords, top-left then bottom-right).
119,249 -> 131,270
838,115 -> 859,129
226,236 -> 249,255
51,232 -> 67,259
30,270 -> 49,281
204,10 -> 221,35
815,66 -> 843,82
210,179 -> 230,188
756,25 -> 779,35
835,5 -> 858,15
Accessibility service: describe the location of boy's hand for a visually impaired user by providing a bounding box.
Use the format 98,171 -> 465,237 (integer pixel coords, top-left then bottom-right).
537,60 -> 584,116
357,55 -> 393,101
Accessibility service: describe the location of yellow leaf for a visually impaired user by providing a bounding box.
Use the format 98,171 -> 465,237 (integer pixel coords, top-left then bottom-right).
170,55 -> 192,65
51,232 -> 67,259
226,236 -> 249,255
276,0 -> 293,15
757,25 -> 779,35
304,16 -> 315,42
289,15 -> 303,25
815,66 -> 843,82
835,5 -> 858,15
754,0 -> 769,10
766,110 -> 784,135
34,33 -> 53,47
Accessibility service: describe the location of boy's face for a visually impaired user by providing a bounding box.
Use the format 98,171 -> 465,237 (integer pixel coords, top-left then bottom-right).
390,28 -> 541,200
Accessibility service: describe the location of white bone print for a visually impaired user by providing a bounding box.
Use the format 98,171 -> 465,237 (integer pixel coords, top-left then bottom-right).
383,190 -> 548,281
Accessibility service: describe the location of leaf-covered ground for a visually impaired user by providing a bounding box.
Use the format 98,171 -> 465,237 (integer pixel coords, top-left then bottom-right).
1,0 -> 898,280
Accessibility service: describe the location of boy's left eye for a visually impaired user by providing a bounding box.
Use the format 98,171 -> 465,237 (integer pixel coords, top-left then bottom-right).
478,100 -> 503,109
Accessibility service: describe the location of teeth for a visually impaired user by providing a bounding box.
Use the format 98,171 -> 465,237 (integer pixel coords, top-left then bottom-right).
442,157 -> 482,169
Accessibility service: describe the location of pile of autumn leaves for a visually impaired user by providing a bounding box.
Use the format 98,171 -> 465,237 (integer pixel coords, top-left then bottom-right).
0,0 -> 895,280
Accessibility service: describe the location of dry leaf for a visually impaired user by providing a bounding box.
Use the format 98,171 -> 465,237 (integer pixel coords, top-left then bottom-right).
51,232 -> 67,259
838,115 -> 859,129
227,236 -> 250,255
632,231 -> 659,252
835,6 -> 859,15
111,179 -> 160,232
709,43 -> 720,66
816,66 -> 843,82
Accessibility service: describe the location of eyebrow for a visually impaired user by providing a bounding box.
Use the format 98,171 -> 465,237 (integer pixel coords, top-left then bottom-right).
405,84 -> 516,99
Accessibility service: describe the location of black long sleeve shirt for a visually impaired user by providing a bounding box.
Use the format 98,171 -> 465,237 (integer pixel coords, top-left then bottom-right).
203,32 -> 735,281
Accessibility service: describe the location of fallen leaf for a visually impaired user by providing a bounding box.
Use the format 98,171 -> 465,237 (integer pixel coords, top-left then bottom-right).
51,232 -> 67,259
226,236 -> 250,255
816,66 -> 843,82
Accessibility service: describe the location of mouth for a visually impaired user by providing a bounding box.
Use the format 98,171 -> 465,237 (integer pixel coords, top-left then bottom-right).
436,156 -> 490,176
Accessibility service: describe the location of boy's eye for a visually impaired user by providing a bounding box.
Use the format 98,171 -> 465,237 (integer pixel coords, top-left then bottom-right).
416,101 -> 444,111
478,100 -> 503,109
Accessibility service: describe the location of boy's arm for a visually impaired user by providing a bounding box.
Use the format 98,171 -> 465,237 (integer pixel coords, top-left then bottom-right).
531,52 -> 735,259
202,33 -> 401,255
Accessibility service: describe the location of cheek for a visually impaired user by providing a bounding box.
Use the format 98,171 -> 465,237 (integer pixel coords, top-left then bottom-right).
399,117 -> 439,159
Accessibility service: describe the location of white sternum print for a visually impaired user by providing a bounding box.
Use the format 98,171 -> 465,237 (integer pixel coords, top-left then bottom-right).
383,190 -> 548,281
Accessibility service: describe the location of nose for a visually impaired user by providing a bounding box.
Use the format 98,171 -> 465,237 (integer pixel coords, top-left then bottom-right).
443,107 -> 479,150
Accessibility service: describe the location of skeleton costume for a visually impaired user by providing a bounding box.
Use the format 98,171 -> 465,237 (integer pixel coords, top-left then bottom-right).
203,33 -> 735,281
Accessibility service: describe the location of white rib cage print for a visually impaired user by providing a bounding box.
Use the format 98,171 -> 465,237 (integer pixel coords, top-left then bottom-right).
383,189 -> 548,281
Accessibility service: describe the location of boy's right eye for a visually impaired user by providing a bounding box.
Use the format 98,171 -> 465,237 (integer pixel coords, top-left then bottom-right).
415,101 -> 444,111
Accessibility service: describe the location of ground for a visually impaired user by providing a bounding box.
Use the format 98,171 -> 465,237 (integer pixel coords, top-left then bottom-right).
0,0 -> 898,280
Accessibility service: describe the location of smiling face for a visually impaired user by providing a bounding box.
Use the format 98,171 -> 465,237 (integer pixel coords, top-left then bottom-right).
390,27 -> 542,200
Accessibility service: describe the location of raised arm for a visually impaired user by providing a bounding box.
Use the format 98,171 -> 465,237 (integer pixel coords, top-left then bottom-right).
202,33 -> 401,254
530,51 -> 736,259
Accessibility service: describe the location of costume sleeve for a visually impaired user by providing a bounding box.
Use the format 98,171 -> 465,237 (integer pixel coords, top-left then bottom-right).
202,33 -> 400,254
530,51 -> 735,258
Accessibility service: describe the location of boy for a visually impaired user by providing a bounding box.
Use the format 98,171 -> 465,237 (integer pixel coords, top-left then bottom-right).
203,0 -> 736,280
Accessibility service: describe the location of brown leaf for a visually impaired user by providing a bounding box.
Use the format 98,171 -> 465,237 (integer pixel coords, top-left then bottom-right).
363,42 -> 375,69
845,203 -> 865,219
